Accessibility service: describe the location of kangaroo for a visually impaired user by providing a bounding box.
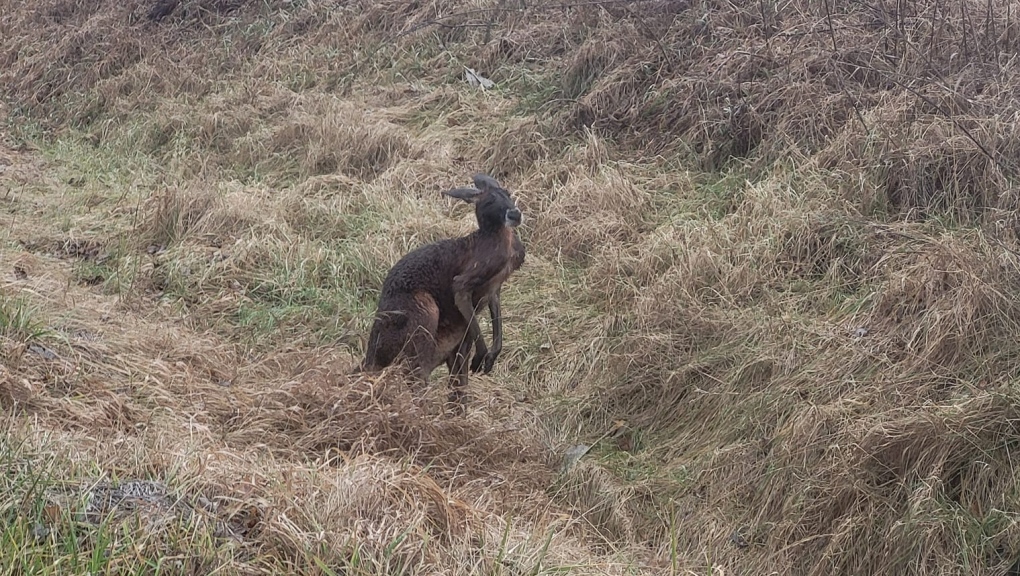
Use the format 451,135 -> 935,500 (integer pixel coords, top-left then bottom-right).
360,174 -> 525,404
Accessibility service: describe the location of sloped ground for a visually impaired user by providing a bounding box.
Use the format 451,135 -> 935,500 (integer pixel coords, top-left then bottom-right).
0,141 -> 611,573
4,0 -> 1020,574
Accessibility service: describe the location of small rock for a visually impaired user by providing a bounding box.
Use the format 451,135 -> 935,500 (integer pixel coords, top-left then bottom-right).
561,444 -> 590,473
195,496 -> 216,512
464,67 -> 495,90
32,523 -> 50,539
27,344 -> 58,361
72,329 -> 99,342
852,327 -> 869,338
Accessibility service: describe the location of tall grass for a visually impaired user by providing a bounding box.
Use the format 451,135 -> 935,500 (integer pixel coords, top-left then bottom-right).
3,0 -> 1020,574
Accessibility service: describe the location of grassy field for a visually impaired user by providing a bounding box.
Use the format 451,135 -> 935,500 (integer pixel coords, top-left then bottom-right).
3,0 -> 1020,574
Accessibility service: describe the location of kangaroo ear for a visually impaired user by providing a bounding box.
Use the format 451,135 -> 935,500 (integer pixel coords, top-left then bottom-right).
472,173 -> 502,191
443,186 -> 483,203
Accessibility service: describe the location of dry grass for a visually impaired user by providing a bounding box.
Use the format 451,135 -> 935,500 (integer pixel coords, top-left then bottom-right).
4,0 -> 1020,574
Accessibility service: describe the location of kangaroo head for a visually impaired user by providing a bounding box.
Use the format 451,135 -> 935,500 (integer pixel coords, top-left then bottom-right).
444,173 -> 522,231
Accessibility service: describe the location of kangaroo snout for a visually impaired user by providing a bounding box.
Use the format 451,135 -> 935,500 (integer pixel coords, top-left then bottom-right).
505,208 -> 523,227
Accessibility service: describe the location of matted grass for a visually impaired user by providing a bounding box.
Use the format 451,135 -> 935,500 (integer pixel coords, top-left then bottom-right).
4,0 -> 1020,574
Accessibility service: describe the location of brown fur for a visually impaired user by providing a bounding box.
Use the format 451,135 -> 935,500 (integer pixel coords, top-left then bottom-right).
360,174 -> 526,405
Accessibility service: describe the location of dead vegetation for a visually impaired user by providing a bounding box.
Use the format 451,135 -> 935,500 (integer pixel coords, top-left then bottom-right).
4,0 -> 1020,574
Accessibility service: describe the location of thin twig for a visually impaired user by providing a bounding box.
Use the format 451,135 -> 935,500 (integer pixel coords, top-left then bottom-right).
759,0 -> 772,49
886,73 -> 1003,174
825,0 -> 869,135
620,1 -> 675,70
848,0 -> 1017,178
824,0 -> 837,52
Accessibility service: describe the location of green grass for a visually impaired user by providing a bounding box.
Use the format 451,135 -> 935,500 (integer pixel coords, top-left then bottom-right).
506,68 -> 565,117
0,295 -> 47,342
149,239 -> 379,349
6,1 -> 1020,574
0,433 -> 153,575
69,249 -> 142,296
